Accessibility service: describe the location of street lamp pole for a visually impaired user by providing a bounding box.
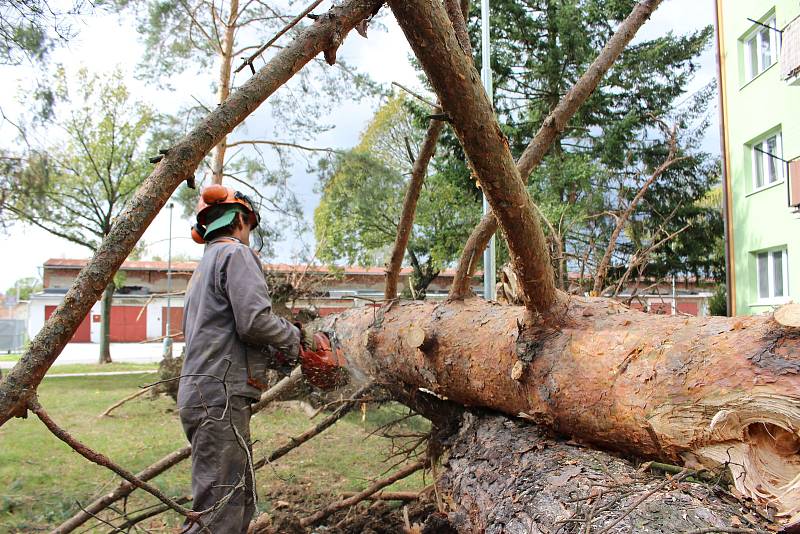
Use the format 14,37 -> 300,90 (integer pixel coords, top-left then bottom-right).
481,0 -> 495,301
163,202 -> 174,359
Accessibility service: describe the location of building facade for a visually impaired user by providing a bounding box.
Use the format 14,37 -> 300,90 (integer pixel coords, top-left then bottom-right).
29,259 -> 482,343
29,258 -> 715,344
716,0 -> 800,315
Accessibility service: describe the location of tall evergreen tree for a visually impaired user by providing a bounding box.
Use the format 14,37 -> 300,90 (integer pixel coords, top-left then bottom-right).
433,0 -> 722,292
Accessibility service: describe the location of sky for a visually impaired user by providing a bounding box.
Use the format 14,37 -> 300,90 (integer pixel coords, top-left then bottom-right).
0,0 -> 719,292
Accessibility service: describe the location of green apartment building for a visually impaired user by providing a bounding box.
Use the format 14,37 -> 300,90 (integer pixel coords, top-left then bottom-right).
716,0 -> 800,315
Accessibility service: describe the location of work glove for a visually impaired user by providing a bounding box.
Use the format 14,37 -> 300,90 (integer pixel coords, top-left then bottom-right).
294,322 -> 347,390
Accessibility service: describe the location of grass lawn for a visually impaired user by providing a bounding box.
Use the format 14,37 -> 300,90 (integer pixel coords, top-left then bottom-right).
0,373 -> 429,532
0,353 -> 20,362
45,362 -> 159,375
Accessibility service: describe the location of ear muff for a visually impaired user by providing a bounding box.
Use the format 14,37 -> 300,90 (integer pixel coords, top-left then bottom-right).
191,223 -> 206,244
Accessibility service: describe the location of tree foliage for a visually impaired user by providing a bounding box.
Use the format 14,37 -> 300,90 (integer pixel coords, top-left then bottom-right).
114,0 -> 378,254
1,68 -> 157,250
5,277 -> 42,301
433,0 -> 725,291
314,94 -> 480,296
0,0 -> 94,65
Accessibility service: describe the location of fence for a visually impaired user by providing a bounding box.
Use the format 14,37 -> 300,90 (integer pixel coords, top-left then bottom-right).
0,319 -> 26,352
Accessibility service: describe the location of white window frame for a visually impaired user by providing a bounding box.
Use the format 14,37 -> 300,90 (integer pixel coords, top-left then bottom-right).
755,248 -> 790,304
744,15 -> 779,81
751,131 -> 784,191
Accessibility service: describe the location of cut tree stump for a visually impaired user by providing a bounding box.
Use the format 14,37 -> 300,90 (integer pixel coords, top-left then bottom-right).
439,414 -> 775,533
325,297 -> 800,523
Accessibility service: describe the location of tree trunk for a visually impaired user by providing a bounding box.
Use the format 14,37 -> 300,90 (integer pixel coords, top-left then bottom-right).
98,282 -> 114,364
384,116 -> 444,301
326,299 -> 800,522
210,0 -> 239,185
440,414 -> 775,533
0,0 -> 383,426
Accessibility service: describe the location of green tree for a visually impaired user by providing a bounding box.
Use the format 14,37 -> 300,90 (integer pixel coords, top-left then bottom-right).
0,68 -> 159,362
0,0 -> 95,65
432,0 -> 723,292
5,277 -> 42,301
115,0 -> 376,252
314,94 -> 480,297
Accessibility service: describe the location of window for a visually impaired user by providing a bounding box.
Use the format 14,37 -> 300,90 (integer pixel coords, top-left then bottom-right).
744,16 -> 779,81
756,248 -> 789,301
752,132 -> 784,189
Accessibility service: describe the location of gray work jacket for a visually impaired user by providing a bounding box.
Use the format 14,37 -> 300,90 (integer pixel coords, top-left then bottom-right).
177,238 -> 300,409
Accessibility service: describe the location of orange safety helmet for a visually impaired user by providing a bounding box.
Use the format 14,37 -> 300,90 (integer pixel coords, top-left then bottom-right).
191,184 -> 261,244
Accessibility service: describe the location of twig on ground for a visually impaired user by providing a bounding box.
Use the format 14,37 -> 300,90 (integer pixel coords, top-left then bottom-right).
299,459 -> 429,527
338,489 -> 425,501
253,384 -> 373,471
682,529 -> 770,534
595,469 -> 690,534
107,495 -> 192,533
98,388 -> 150,418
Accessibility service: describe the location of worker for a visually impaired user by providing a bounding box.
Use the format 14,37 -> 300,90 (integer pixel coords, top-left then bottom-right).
178,184 -> 301,533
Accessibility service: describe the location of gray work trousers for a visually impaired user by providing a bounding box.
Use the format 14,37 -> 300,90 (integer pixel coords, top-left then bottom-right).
180,396 -> 256,534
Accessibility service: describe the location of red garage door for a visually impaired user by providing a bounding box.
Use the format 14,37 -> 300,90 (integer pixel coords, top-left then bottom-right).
45,305 -> 91,343
110,306 -> 147,342
162,307 -> 184,342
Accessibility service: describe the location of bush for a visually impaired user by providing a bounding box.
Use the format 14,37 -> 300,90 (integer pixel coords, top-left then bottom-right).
708,284 -> 727,316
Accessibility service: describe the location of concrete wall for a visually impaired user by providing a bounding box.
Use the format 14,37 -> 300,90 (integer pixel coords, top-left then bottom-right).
718,0 -> 800,315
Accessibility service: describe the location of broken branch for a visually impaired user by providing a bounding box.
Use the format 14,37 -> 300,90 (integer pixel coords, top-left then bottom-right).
299,458 -> 428,527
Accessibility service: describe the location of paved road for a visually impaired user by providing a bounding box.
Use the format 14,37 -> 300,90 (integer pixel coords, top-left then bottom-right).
0,342 -> 186,369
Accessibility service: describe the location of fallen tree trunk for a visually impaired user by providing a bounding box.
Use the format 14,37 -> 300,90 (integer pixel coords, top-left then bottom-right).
325,299 -> 800,522
439,414 -> 775,533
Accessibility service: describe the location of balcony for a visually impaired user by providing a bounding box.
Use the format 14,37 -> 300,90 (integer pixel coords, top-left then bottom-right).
781,16 -> 800,85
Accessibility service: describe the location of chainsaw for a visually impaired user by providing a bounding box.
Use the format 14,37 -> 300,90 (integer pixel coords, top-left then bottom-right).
247,327 -> 347,392
297,326 -> 348,391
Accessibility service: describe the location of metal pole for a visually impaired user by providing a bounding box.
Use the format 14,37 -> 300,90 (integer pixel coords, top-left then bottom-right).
481,0 -> 496,301
163,203 -> 174,359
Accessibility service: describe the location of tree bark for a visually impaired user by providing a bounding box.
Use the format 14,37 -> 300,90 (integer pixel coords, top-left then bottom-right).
98,281 -> 114,364
448,0 -> 665,300
0,0 -> 384,427
326,299 -> 800,521
440,414 -> 775,533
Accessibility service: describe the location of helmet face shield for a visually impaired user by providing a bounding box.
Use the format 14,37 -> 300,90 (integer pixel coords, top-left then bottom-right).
234,190 -> 261,228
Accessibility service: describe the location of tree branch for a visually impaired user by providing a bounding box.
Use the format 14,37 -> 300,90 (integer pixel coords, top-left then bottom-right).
224,139 -> 338,153
592,129 -> 687,294
299,458 -> 428,527
384,114 -> 444,300
390,0 -> 560,315
28,398 -> 202,527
